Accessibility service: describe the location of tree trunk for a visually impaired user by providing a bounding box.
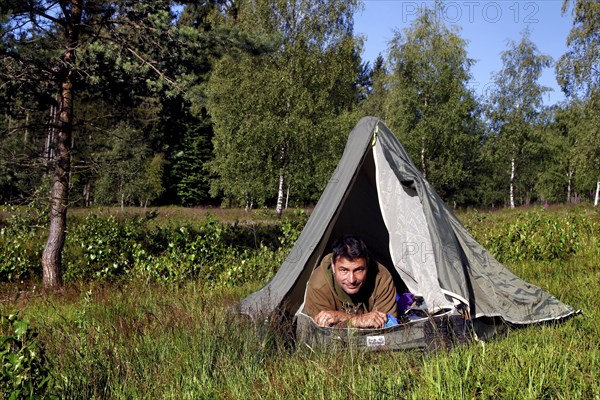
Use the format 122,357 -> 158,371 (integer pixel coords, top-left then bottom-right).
244,193 -> 253,212
421,96 -> 428,179
41,0 -> 83,289
420,137 -> 427,179
275,171 -> 285,218
24,112 -> 29,146
83,183 -> 90,207
509,157 -> 516,209
567,168 -> 574,203
42,88 -> 71,289
275,143 -> 286,218
595,179 -> 600,208
45,103 -> 57,164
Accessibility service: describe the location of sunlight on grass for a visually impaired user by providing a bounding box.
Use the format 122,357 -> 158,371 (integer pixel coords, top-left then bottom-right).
1,206 -> 599,399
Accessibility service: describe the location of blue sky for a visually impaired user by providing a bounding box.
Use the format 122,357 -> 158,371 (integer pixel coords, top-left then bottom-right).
354,0 -> 573,105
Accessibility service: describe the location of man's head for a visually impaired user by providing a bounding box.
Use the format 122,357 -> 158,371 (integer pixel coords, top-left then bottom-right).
331,235 -> 370,295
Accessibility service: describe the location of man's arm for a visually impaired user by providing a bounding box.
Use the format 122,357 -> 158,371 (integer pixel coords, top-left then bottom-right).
308,285 -> 389,329
315,310 -> 388,329
373,266 -> 398,318
314,310 -> 352,327
348,311 -> 388,329
304,264 -> 338,319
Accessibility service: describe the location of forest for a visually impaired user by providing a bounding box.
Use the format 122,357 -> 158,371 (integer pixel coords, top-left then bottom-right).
1,0 -> 598,287
1,2 -> 599,398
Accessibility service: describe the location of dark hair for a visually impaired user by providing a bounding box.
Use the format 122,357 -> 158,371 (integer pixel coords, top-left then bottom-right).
331,235 -> 369,263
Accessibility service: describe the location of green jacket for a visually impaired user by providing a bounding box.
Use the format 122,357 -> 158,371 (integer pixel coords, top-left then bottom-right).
304,253 -> 397,319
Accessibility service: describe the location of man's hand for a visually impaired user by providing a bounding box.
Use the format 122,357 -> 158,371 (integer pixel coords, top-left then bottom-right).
314,310 -> 351,327
314,310 -> 388,329
349,311 -> 388,329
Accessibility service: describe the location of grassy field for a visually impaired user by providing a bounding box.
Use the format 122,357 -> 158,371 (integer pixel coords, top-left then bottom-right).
66,205 -> 313,225
1,206 -> 599,399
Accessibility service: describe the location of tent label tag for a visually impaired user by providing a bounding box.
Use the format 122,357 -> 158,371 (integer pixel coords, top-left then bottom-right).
366,335 -> 385,347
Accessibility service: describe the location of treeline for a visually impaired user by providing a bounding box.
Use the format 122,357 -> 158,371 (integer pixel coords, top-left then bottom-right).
1,1 -> 598,211
0,1 -> 598,288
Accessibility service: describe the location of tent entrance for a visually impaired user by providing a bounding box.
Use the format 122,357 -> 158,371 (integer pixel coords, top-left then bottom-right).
373,137 -> 454,311
320,143 -> 407,294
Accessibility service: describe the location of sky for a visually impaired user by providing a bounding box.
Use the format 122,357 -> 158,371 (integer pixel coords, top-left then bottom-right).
353,0 -> 573,105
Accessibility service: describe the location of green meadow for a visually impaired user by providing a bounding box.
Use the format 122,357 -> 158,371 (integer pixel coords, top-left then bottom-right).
1,206 -> 599,399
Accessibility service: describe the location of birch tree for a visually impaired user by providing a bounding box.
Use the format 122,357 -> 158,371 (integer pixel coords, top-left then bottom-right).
384,3 -> 482,205
486,29 -> 552,208
556,0 -> 600,206
206,0 -> 360,216
541,102 -> 600,204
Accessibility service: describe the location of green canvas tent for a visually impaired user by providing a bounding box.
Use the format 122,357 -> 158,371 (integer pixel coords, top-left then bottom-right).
240,117 -> 576,348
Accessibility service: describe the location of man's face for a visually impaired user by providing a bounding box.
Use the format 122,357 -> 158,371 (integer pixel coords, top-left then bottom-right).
332,256 -> 368,295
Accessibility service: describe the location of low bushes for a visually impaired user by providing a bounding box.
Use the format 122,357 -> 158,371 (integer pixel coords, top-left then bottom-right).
1,205 -> 597,285
462,207 -> 599,263
0,207 -> 307,287
0,205 -> 47,282
1,313 -> 55,399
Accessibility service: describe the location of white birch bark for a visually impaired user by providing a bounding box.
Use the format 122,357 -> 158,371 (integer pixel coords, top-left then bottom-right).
594,179 -> 599,208
275,140 -> 286,218
24,112 -> 29,146
244,194 -> 253,212
510,157 -> 516,209
567,168 -> 573,203
421,137 -> 427,179
275,171 -> 285,218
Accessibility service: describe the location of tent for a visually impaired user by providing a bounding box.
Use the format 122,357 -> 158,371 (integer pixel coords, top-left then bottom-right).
240,117 -> 577,349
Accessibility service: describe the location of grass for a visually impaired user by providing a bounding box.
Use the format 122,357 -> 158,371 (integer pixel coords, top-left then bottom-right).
1,206 -> 599,399
67,205 -> 313,226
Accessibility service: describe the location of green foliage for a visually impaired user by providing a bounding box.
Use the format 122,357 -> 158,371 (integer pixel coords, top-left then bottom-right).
358,54 -> 387,118
485,28 -> 553,208
170,122 -> 214,206
93,123 -> 153,207
0,205 -> 47,282
1,313 -> 55,400
3,203 -> 597,289
206,0 -> 360,208
132,216 -> 233,283
46,210 -> 308,286
464,208 -> 597,263
64,214 -> 147,281
130,214 -> 306,286
556,0 -> 600,99
141,153 -> 167,207
384,2 -> 482,205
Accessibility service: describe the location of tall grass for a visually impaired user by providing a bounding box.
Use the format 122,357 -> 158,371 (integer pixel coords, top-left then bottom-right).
1,206 -> 599,399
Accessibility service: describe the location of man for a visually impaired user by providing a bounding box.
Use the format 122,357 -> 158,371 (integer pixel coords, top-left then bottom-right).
304,235 -> 397,329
